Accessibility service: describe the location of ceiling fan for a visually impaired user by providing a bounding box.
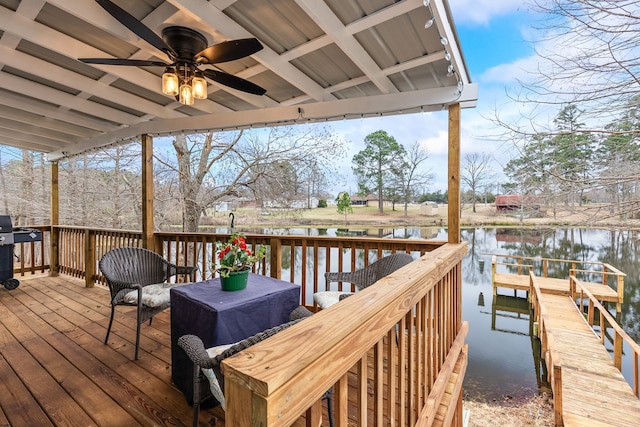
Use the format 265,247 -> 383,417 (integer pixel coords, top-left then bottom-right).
80,0 -> 266,105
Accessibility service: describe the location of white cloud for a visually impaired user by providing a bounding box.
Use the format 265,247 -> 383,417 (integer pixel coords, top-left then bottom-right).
449,0 -> 525,26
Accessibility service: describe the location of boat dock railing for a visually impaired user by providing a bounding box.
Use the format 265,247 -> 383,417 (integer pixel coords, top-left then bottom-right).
491,255 -> 625,311
570,274 -> 640,396
531,270 -> 640,425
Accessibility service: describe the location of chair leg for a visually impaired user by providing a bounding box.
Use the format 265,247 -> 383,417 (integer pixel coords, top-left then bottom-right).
323,388 -> 334,427
104,305 -> 115,345
135,320 -> 141,360
192,364 -> 201,427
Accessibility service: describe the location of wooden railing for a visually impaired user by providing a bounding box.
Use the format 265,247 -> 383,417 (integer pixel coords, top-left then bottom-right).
58,229 -> 445,297
12,225 -> 50,276
530,270 -> 563,426
491,254 -> 531,276
570,275 -> 640,397
492,254 -> 625,303
56,226 -> 143,285
223,242 -> 468,426
41,226 -> 465,424
54,226 -> 446,301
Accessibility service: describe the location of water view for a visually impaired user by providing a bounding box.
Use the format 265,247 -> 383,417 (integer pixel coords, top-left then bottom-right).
228,226 -> 640,403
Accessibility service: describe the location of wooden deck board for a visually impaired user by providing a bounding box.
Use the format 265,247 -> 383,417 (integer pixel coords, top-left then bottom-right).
0,274 -> 219,427
536,292 -> 640,426
493,273 -> 619,302
1,274 -> 406,427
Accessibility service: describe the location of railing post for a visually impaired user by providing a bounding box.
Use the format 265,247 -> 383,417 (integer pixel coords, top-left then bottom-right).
50,162 -> 59,277
553,363 -> 562,426
84,229 -> 96,288
270,237 -> 282,279
617,274 -> 624,313
50,226 -> 59,277
614,332 -> 623,370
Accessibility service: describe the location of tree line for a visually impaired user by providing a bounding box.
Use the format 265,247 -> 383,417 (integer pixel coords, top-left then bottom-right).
0,125 -> 345,231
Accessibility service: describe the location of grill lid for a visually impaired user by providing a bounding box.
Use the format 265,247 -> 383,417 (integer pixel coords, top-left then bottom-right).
0,215 -> 14,245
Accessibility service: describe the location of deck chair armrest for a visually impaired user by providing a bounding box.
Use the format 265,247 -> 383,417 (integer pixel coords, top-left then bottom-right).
325,271 -> 356,289
178,335 -> 217,369
166,262 -> 198,279
110,282 -> 143,304
289,306 -> 314,321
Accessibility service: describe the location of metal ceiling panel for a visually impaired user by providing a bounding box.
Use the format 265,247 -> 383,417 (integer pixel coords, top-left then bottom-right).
36,3 -> 140,59
0,0 -> 477,160
291,43 -> 363,88
225,0 -> 324,53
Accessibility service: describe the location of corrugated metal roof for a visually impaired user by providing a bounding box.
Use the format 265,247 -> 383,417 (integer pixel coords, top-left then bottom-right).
0,0 -> 477,160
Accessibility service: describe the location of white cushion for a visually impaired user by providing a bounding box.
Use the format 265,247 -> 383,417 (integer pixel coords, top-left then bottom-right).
123,283 -> 181,307
313,291 -> 353,309
202,343 -> 235,410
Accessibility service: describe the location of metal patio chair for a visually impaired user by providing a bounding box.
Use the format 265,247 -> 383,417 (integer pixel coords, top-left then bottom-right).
99,247 -> 197,360
313,252 -> 414,309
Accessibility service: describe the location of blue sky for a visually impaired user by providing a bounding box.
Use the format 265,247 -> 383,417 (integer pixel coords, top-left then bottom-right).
331,2 -> 538,194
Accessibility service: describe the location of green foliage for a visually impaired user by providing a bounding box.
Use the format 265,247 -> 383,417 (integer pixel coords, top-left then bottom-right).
504,104 -> 595,208
417,190 -> 448,204
214,232 -> 266,277
352,130 -> 407,213
335,192 -> 353,221
317,198 -> 327,208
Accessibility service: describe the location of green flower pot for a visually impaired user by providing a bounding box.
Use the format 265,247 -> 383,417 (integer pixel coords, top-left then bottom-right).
220,269 -> 249,291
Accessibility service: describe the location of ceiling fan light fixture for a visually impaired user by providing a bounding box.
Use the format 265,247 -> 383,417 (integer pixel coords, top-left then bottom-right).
179,82 -> 194,105
192,72 -> 207,99
83,2 -> 266,100
162,68 -> 179,96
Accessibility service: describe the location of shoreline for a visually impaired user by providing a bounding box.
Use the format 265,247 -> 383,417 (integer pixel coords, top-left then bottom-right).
201,203 -> 640,231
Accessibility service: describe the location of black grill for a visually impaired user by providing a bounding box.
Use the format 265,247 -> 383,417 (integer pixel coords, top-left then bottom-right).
0,215 -> 42,290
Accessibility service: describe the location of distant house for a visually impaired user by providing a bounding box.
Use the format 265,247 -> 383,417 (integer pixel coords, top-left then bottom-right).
206,196 -> 250,214
347,194 -> 392,207
349,195 -> 367,206
495,195 -> 540,211
264,196 -> 319,209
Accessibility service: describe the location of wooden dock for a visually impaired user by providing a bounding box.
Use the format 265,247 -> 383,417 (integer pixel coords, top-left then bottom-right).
491,256 -> 640,426
536,292 -> 640,426
491,255 -> 624,311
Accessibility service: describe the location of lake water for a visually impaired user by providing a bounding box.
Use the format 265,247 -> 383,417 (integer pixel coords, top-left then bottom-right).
218,226 -> 640,402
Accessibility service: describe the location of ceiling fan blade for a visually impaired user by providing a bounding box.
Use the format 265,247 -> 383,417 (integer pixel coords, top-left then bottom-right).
202,69 -> 266,95
197,39 -> 263,64
96,0 -> 176,59
79,58 -> 169,66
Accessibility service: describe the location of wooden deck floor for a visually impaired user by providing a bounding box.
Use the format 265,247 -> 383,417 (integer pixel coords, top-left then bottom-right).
538,293 -> 640,426
0,273 -> 224,426
0,273 -> 467,427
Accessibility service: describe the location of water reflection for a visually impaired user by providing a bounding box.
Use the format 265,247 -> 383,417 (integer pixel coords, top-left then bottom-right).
462,227 -> 640,402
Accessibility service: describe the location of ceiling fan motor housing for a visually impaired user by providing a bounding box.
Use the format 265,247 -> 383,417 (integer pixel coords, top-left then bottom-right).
162,26 -> 208,63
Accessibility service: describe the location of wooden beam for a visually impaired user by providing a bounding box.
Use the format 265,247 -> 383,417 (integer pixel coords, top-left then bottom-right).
141,134 -> 154,251
447,103 -> 460,244
49,162 -> 59,277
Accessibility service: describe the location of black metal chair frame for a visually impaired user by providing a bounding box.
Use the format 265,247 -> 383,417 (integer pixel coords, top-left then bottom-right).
314,252 -> 415,309
99,247 -> 196,360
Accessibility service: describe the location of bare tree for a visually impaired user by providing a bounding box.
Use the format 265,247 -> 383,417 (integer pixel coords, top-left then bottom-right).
155,125 -> 344,232
461,153 -> 494,213
396,142 -> 434,217
489,1 -> 640,222
526,0 -> 640,116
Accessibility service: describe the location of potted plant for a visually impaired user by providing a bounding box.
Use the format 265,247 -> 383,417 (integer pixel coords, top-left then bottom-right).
215,232 -> 266,291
